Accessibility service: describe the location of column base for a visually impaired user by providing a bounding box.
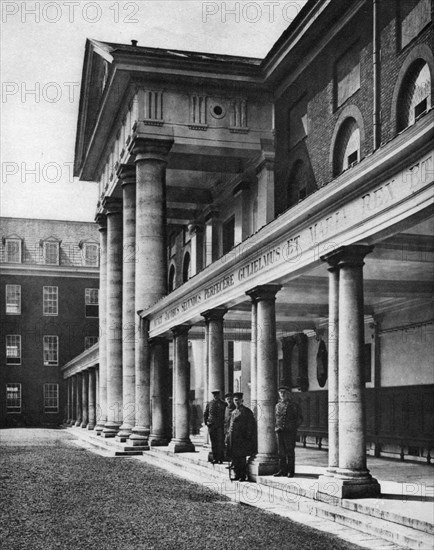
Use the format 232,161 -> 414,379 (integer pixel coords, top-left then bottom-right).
81,421 -> 88,429
116,426 -> 133,442
248,454 -> 279,479
128,426 -> 150,448
102,422 -> 121,438
87,423 -> 95,431
167,438 -> 195,453
318,470 -> 381,499
94,423 -> 105,436
74,420 -> 82,427
149,434 -> 169,447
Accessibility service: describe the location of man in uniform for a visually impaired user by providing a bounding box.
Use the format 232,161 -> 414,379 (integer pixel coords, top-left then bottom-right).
226,392 -> 256,481
203,389 -> 226,464
274,385 -> 303,477
224,392 -> 236,464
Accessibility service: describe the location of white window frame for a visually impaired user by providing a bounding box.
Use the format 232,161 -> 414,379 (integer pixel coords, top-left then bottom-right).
43,335 -> 58,366
6,383 -> 21,413
6,335 -> 21,365
5,238 -> 22,263
84,336 -> 99,349
43,383 -> 59,413
43,241 -> 60,265
43,286 -> 58,316
83,243 -> 99,267
85,288 -> 99,318
6,285 -> 21,315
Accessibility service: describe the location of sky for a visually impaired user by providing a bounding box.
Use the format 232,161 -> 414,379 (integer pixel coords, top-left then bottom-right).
1,0 -> 306,221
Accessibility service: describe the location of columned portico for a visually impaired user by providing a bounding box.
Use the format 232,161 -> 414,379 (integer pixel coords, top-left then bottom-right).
95,215 -> 107,435
319,245 -> 381,499
117,165 -> 137,441
88,367 -> 96,430
81,370 -> 89,428
102,198 -> 123,437
129,135 -> 174,446
149,337 -> 170,446
247,285 -> 281,477
168,325 -> 195,453
75,373 -> 82,427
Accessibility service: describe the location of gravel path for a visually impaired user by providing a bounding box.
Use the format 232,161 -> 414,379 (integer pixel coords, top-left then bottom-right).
0,429 -> 360,550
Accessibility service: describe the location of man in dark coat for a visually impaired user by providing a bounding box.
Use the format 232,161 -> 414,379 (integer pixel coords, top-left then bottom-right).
226,392 -> 257,481
274,386 -> 303,477
204,389 -> 226,464
224,392 -> 236,463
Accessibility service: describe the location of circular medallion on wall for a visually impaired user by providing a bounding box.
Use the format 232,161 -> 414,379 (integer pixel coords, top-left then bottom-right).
209,102 -> 226,119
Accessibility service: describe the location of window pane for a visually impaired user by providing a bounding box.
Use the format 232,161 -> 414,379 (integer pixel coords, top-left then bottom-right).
84,336 -> 99,349
85,288 -> 99,305
6,335 -> 21,365
6,240 -> 21,263
43,336 -> 58,365
43,286 -> 58,315
44,242 -> 59,265
6,285 -> 21,314
6,383 -> 21,411
44,383 -> 59,412
84,244 -> 99,267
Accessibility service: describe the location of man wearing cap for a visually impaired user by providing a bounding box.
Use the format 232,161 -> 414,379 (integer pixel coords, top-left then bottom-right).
224,392 -> 235,437
226,392 -> 257,481
204,390 -> 226,464
274,385 -> 303,477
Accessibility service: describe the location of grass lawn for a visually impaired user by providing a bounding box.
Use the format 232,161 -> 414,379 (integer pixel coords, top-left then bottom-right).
0,429 -> 360,550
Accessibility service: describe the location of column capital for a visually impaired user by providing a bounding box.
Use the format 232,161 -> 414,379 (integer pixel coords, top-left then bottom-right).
131,135 -> 174,163
172,324 -> 190,337
201,307 -> 227,322
102,196 -> 122,215
117,163 -> 136,186
95,212 -> 107,230
246,284 -> 281,302
321,244 -> 374,268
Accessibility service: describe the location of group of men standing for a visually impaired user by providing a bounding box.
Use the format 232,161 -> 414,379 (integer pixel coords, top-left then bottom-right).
204,386 -> 303,481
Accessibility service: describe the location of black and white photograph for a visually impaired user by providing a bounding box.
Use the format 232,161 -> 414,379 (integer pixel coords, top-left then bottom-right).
1,1 -> 433,549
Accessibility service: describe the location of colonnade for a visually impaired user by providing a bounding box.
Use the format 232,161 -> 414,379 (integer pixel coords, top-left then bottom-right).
64,134 -> 379,496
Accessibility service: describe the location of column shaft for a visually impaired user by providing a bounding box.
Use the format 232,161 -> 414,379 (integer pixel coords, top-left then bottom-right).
149,338 -> 170,446
328,266 -> 339,472
75,373 -> 82,427
95,216 -> 107,434
66,377 -> 72,424
250,298 -> 258,417
81,371 -> 89,428
118,168 -> 137,440
202,308 -> 227,393
168,326 -> 195,453
103,200 -> 123,437
71,376 -> 77,425
88,368 -> 96,430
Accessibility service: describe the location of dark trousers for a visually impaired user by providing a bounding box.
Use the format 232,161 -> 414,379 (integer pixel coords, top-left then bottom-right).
209,426 -> 225,462
276,430 -> 297,475
231,455 -> 247,480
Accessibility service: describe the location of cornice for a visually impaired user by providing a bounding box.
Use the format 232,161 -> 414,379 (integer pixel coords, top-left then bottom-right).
0,264 -> 99,279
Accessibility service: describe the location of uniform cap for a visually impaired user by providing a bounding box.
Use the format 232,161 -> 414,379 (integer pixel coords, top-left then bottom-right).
278,385 -> 291,392
224,392 -> 233,398
233,392 -> 243,399
211,389 -> 221,395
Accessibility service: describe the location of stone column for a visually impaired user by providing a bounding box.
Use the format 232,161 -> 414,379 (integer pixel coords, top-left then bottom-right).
247,285 -> 281,478
319,245 -> 380,499
95,367 -> 100,428
129,135 -> 174,447
75,373 -> 82,427
81,370 -> 89,428
66,377 -> 72,424
70,376 -> 77,425
95,214 -> 107,435
117,166 -> 137,441
249,296 -> 258,417
102,198 -> 123,437
168,325 -> 195,453
88,367 -> 97,430
189,223 -> 204,276
201,308 -> 227,393
149,337 -> 170,446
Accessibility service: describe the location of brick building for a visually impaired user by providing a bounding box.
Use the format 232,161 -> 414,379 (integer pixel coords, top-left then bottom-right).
0,218 -> 99,427
64,0 -> 432,498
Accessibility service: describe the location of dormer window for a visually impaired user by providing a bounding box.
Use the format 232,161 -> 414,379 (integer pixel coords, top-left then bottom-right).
3,236 -> 22,263
40,237 -> 61,265
79,240 -> 99,267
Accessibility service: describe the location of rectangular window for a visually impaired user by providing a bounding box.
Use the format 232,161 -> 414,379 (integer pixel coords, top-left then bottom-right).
84,336 -> 99,349
43,335 -> 58,366
222,216 -> 235,255
347,150 -> 358,166
43,384 -> 59,413
85,288 -> 99,318
414,97 -> 427,119
6,384 -> 21,413
43,286 -> 58,315
83,243 -> 99,267
5,239 -> 22,263
335,44 -> 360,108
44,242 -> 59,265
6,335 -> 21,365
401,0 -> 431,49
6,285 -> 21,314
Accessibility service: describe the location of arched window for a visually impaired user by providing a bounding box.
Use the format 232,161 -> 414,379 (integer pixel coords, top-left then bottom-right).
168,264 -> 176,292
397,60 -> 431,131
287,160 -> 309,207
182,252 -> 191,283
333,117 -> 360,176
